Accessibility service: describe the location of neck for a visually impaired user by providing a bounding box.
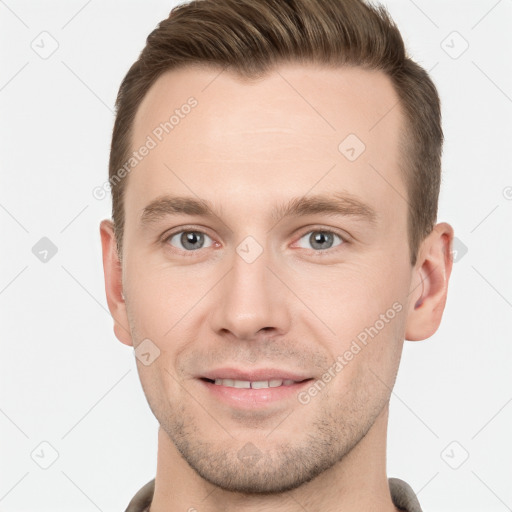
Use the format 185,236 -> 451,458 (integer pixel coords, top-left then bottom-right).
149,403 -> 400,512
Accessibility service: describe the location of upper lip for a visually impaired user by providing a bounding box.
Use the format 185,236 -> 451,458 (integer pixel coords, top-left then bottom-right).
199,368 -> 313,382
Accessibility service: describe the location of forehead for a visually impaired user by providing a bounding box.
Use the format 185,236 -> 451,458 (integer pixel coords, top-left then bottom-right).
126,63 -> 406,227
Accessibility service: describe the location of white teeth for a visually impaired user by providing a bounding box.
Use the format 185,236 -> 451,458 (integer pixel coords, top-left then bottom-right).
251,380 -> 273,389
233,380 -> 251,389
213,378 -> 299,388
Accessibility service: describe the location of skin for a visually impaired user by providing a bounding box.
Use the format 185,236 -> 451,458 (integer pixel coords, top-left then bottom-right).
100,63 -> 453,512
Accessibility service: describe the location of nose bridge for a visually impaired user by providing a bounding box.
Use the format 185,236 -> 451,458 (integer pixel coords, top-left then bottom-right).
211,236 -> 290,339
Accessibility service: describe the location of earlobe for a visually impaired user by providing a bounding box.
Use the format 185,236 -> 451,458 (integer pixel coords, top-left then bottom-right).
99,219 -> 133,346
405,222 -> 454,341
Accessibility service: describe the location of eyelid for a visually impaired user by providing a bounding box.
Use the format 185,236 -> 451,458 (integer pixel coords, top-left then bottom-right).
294,225 -> 350,242
161,224 -> 214,241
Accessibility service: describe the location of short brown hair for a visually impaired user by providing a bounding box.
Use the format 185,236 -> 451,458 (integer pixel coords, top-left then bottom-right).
109,0 -> 442,266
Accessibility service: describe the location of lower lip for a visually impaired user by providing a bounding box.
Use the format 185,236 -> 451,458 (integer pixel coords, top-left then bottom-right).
198,379 -> 313,408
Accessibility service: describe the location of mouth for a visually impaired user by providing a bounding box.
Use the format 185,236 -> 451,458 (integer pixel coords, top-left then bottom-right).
200,377 -> 311,389
198,375 -> 315,408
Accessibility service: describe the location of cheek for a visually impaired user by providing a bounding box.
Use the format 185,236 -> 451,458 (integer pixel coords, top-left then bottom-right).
123,258 -> 211,375
292,257 -> 408,337
124,255 -> 191,334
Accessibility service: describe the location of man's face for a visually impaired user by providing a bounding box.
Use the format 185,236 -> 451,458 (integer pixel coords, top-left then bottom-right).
119,64 -> 414,493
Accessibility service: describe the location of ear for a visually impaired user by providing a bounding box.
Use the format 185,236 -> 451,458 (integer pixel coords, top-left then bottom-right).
99,219 -> 133,346
405,222 -> 454,341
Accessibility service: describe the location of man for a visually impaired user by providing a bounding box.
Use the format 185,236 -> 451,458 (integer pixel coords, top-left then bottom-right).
100,0 -> 454,510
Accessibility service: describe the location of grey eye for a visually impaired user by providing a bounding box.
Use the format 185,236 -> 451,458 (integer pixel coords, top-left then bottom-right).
297,231 -> 343,251
168,231 -> 214,251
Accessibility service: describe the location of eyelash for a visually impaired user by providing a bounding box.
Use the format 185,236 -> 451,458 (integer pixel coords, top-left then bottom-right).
161,226 -> 349,257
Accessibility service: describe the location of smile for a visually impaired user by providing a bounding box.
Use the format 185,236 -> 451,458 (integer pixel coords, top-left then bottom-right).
209,378 -> 302,389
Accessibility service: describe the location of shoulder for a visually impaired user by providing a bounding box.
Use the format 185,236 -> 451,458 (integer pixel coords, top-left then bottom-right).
389,477 -> 423,512
124,478 -> 155,512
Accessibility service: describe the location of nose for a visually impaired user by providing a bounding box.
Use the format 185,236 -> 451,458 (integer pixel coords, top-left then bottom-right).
209,242 -> 292,341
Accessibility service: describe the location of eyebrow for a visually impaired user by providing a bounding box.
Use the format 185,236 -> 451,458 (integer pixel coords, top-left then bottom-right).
139,192 -> 378,227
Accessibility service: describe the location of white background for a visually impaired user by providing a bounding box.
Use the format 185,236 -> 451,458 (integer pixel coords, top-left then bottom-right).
1,1 -> 511,511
